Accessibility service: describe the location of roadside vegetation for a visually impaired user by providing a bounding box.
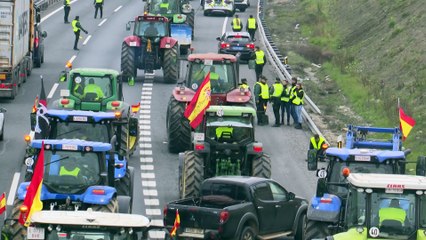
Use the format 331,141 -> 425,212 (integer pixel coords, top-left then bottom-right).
265,0 -> 426,164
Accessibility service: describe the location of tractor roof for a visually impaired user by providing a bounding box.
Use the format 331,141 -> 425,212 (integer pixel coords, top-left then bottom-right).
69,68 -> 119,77
31,210 -> 150,228
325,147 -> 406,162
347,173 -> 426,191
47,109 -> 117,122
206,105 -> 256,116
136,15 -> 169,22
31,139 -> 112,152
188,53 -> 237,62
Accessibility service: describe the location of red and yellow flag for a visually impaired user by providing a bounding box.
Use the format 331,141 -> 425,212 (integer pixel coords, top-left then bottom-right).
131,102 -> 141,113
170,209 -> 180,237
19,142 -> 45,226
399,107 -> 416,141
31,96 -> 39,113
0,192 -> 6,215
184,72 -> 211,129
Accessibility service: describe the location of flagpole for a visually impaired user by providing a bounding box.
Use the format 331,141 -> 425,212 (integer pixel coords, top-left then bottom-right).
3,192 -> 6,220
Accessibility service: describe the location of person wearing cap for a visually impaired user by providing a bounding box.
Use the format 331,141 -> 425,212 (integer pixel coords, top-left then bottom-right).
269,77 -> 284,127
251,46 -> 267,81
291,82 -> 304,129
231,14 -> 243,32
239,78 -> 250,90
254,76 -> 269,125
289,77 -> 298,125
280,79 -> 291,125
71,16 -> 88,50
246,15 -> 258,40
379,199 -> 407,227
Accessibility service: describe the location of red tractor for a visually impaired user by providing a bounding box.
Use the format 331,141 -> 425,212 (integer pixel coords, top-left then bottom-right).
166,53 -> 253,153
121,15 -> 180,83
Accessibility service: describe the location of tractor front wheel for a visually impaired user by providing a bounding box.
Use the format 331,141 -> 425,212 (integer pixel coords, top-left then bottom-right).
251,153 -> 271,178
88,197 -> 119,213
163,44 -> 179,84
304,220 -> 331,240
121,42 -> 137,82
166,96 -> 191,153
180,151 -> 204,198
2,198 -> 26,240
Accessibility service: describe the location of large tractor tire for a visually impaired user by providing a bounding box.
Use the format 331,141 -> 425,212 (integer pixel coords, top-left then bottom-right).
251,153 -> 271,178
2,198 -> 26,240
166,97 -> 191,153
88,197 -> 119,213
121,42 -> 137,82
186,10 -> 195,40
179,151 -> 204,199
163,44 -> 180,84
304,220 -> 331,240
115,167 -> 134,197
294,213 -> 307,240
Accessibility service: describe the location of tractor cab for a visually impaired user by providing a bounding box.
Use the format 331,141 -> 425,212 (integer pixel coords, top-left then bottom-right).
129,15 -> 170,38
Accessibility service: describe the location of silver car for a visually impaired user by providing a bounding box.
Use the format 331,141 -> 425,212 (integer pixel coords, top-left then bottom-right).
0,107 -> 6,141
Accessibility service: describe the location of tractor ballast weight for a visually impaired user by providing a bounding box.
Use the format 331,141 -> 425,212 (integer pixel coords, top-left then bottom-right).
121,15 -> 180,83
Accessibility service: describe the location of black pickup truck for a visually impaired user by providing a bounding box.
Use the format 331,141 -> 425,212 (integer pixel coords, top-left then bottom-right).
163,176 -> 308,240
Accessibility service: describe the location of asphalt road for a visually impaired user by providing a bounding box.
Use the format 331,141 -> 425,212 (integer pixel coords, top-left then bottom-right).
0,0 -> 319,238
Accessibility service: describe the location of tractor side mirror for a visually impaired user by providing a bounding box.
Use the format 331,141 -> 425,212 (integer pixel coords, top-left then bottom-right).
126,22 -> 131,31
42,31 -> 47,38
59,70 -> 67,82
35,10 -> 41,23
216,37 -> 221,41
307,149 -> 318,171
416,156 -> 426,176
315,178 -> 327,198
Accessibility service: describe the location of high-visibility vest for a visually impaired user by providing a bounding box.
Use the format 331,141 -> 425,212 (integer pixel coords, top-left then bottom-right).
271,83 -> 283,97
216,126 -> 233,139
64,0 -> 70,6
281,86 -> 291,102
255,50 -> 264,64
72,20 -> 79,32
210,72 -> 219,80
232,18 -> 242,30
96,0 -> 103,3
255,82 -> 269,99
84,84 -> 104,99
241,83 -> 249,89
247,18 -> 256,29
310,136 -> 325,150
160,2 -> 169,9
291,89 -> 304,105
379,207 -> 406,225
60,166 -> 80,177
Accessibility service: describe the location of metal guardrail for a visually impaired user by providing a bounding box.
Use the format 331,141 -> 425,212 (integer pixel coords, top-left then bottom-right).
256,0 -> 327,142
35,0 -> 62,11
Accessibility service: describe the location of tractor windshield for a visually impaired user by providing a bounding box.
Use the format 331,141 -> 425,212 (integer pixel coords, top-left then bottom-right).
189,63 -> 236,94
206,117 -> 252,143
43,151 -> 101,194
70,74 -> 113,101
53,121 -> 110,143
148,0 -> 179,14
47,230 -> 134,239
135,21 -> 168,37
328,162 -> 394,196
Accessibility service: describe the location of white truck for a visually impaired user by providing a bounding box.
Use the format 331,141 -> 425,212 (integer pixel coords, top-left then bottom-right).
0,0 -> 46,99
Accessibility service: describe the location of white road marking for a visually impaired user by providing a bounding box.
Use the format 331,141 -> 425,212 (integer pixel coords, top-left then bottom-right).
139,143 -> 152,148
143,83 -> 153,87
140,110 -> 151,114
114,5 -> 122,12
140,137 -> 152,142
140,150 -> 153,156
142,181 -> 157,187
145,199 -> 159,206
149,231 -> 166,239
140,157 -> 153,163
141,95 -> 152,100
7,173 -> 20,205
142,87 -> 153,91
139,125 -> 151,130
40,0 -> 79,23
143,189 -> 158,196
145,208 -> 161,215
141,172 -> 155,179
139,120 -> 151,125
140,100 -> 151,105
140,131 -> 151,136
139,114 -> 150,119
140,165 -> 154,171
47,83 -> 59,99
222,16 -> 229,35
98,18 -> 108,27
150,219 -> 164,226
82,35 -> 92,45
142,91 -> 152,95
140,105 -> 151,109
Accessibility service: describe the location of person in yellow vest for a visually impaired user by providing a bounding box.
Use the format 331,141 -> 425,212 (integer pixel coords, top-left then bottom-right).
63,0 -> 71,23
269,77 -> 284,127
246,15 -> 258,40
231,15 -> 243,32
289,77 -> 298,125
280,79 -> 291,125
251,46 -> 267,81
94,0 -> 104,19
253,76 -> 269,126
291,82 -> 304,129
159,0 -> 170,13
59,158 -> 81,178
310,134 -> 325,151
72,16 -> 88,51
379,199 -> 407,228
83,78 -> 104,100
216,126 -> 233,141
239,78 -> 250,91
209,66 -> 224,92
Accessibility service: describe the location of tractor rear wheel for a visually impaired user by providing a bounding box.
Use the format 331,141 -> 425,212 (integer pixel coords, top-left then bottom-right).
186,10 -> 195,40
88,197 -> 119,213
252,153 -> 271,178
121,42 -> 137,82
166,96 -> 191,153
2,198 -> 26,240
180,151 -> 204,198
163,44 -> 179,84
304,220 -> 330,240
115,167 -> 134,197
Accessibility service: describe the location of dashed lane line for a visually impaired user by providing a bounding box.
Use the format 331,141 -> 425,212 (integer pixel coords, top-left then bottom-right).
140,137 -> 152,142
222,16 -> 229,35
140,157 -> 153,163
142,181 -> 157,187
141,172 -> 156,179
140,165 -> 154,171
47,83 -> 59,99
82,35 -> 92,45
146,208 -> 161,215
114,5 -> 123,12
144,199 -> 159,206
98,18 -> 108,27
143,189 -> 158,196
7,173 -> 20,205
139,143 -> 152,148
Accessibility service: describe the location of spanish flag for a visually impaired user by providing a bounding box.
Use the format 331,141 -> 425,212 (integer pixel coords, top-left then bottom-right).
19,142 -> 45,226
31,96 -> 39,113
184,72 -> 211,129
170,209 -> 180,237
399,107 -> 416,141
0,192 -> 6,215
131,102 -> 141,113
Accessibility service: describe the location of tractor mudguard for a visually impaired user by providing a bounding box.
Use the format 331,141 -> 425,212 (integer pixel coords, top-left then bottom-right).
234,211 -> 259,239
123,36 -> 141,47
82,186 -> 116,205
307,193 -> 341,223
292,203 -> 308,235
106,154 -> 127,179
246,142 -> 263,156
171,87 -> 195,103
160,37 -> 178,49
226,89 -> 252,104
170,23 -> 192,46
117,195 -> 131,213
331,227 -> 367,240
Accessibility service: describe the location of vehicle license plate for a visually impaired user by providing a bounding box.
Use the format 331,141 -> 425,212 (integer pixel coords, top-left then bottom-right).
27,227 -> 45,239
233,47 -> 244,51
73,116 -> 88,122
185,227 -> 204,234
354,155 -> 370,161
62,144 -> 78,150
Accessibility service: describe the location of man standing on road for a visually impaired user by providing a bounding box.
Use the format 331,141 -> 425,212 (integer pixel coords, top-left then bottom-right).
231,14 -> 243,32
72,16 -> 88,51
269,77 -> 283,127
254,76 -> 269,126
63,0 -> 71,23
94,0 -> 104,19
291,82 -> 304,129
251,46 -> 266,81
246,15 -> 257,40
280,79 -> 291,125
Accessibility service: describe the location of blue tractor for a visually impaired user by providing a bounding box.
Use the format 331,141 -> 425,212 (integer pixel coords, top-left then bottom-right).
303,125 -> 426,239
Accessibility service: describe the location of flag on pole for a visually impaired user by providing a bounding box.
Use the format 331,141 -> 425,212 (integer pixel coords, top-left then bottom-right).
170,209 -> 180,237
131,102 -> 141,113
0,192 -> 6,215
184,72 -> 211,129
39,77 -> 47,107
399,107 -> 416,141
19,142 -> 45,226
31,95 -> 39,113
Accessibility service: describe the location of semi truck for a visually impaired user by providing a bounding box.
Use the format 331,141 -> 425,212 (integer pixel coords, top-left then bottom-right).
0,0 -> 47,99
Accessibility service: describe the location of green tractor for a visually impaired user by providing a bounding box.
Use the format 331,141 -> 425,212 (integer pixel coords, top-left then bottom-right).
178,106 -> 271,198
